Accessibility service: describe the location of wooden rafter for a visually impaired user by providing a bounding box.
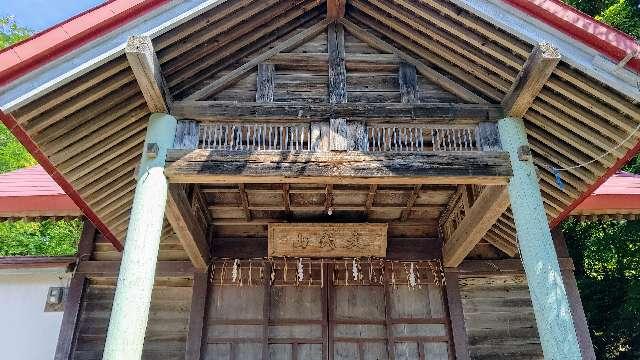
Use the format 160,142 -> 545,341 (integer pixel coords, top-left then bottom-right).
365,184 -> 377,213
327,0 -> 346,20
165,185 -> 210,269
339,18 -> 487,104
442,185 -> 510,267
282,184 -> 291,215
165,150 -> 512,185
400,184 -> 421,222
502,43 -> 561,118
186,18 -> 331,101
238,184 -> 252,221
125,35 -> 172,113
325,184 -> 334,214
171,101 -> 504,121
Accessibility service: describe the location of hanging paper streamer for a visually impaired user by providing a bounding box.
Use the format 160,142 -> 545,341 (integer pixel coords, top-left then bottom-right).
551,167 -> 564,190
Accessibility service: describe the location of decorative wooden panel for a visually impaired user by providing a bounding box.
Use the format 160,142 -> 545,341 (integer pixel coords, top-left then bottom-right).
268,223 -> 388,257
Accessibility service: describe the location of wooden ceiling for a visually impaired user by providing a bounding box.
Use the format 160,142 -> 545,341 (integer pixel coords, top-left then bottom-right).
7,0 -> 640,259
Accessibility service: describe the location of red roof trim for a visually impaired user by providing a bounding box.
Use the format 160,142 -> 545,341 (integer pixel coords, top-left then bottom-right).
0,111 -> 123,251
0,195 -> 81,217
503,0 -> 640,73
0,0 -> 169,87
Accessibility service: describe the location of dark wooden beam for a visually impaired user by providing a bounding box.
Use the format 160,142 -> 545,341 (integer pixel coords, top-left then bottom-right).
239,184 -> 252,221
186,19 -> 331,101
400,184 -> 421,222
282,184 -> 291,215
166,185 -> 210,269
399,62 -> 418,104
171,101 -> 504,122
443,185 -> 511,267
125,35 -> 172,113
173,120 -> 200,150
54,273 -> 86,360
328,23 -> 347,104
185,271 -> 209,360
340,18 -> 487,104
327,0 -> 346,20
444,271 -> 470,360
75,260 -> 196,276
365,184 -> 377,213
502,43 -> 561,118
325,184 -> 334,214
166,150 -> 513,185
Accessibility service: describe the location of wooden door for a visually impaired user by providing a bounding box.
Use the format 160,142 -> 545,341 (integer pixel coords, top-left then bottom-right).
203,260 -> 449,360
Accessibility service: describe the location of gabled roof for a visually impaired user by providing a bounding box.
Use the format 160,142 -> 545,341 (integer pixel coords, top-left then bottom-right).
0,166 -> 81,218
572,172 -> 640,219
0,0 -> 639,251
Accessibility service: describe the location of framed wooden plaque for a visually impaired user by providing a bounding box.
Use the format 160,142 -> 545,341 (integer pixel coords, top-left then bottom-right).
268,223 -> 388,257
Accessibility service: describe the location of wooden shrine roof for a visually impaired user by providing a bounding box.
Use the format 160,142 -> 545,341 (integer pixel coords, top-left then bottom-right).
0,0 -> 639,255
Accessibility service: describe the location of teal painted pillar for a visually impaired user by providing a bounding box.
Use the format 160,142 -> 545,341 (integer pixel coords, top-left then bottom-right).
498,117 -> 582,359
102,113 -> 177,360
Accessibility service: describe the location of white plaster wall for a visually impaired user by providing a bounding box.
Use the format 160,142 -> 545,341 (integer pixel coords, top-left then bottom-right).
0,267 -> 71,360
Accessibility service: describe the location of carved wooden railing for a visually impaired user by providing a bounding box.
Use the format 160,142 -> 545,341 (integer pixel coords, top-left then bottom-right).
194,121 -> 498,153
440,185 -> 486,241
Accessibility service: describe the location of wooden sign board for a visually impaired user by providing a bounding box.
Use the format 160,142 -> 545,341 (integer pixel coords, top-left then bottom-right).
268,223 -> 388,257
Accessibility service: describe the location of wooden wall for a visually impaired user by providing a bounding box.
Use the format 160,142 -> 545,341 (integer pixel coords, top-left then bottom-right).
458,275 -> 543,360
72,278 -> 193,360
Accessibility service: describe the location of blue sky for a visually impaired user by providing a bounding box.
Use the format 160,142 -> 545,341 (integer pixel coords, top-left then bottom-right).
1,0 -> 103,32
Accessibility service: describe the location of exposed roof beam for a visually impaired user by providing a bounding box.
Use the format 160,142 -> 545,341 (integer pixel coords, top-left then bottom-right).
339,18 -> 487,104
165,184 -> 210,269
165,150 -> 513,185
400,184 -> 421,221
502,43 -> 561,118
125,35 -> 172,113
327,0 -> 346,20
171,101 -> 504,122
186,18 -> 331,101
443,185 -> 510,267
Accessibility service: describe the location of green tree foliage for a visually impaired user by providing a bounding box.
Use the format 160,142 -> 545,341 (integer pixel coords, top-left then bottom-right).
561,0 -> 640,38
0,16 -> 31,48
0,219 -> 82,256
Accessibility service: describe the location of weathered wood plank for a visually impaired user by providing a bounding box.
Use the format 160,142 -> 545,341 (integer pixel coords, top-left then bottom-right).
346,120 -> 367,151
185,271 -> 209,360
502,43 -> 561,118
166,185 -> 210,269
328,23 -> 347,104
165,150 -> 513,185
173,120 -> 200,150
75,261 -> 196,276
444,271 -> 469,360
443,186 -> 511,267
256,64 -> 275,103
54,274 -> 86,360
476,122 -> 501,151
171,101 -> 504,121
330,118 -> 348,151
310,121 -> 331,151
399,62 -> 419,104
186,19 -> 331,101
327,0 -> 346,20
340,18 -> 487,104
125,35 -> 172,113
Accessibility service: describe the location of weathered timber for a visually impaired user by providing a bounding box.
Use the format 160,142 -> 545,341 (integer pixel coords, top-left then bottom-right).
171,101 -> 504,121
256,63 -> 275,103
166,184 -> 210,269
328,23 -> 347,104
444,271 -> 470,360
125,36 -> 172,113
502,43 -> 561,118
310,121 -> 330,151
186,19 -> 331,100
186,271 -> 209,360
75,260 -> 196,276
451,258 -> 575,275
327,0 -> 346,20
339,18 -> 487,104
442,185 -> 510,267
268,223 -> 387,257
54,273 -> 86,360
476,122 -> 502,151
346,120 -> 367,151
400,184 -> 421,222
238,183 -> 252,221
173,120 -> 200,150
261,53 -> 401,69
330,118 -> 348,151
77,219 -> 97,262
165,150 -> 513,185
399,62 -> 419,104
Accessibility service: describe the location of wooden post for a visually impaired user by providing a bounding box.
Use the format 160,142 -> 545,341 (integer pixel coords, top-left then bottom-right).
444,270 -> 470,360
498,117 -> 582,359
102,113 -> 177,360
186,271 -> 209,360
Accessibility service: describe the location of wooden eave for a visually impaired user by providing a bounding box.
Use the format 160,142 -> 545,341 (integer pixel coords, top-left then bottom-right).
1,0 -> 639,257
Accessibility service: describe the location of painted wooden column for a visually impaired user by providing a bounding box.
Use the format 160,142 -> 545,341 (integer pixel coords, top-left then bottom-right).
498,117 -> 582,359
102,113 -> 177,360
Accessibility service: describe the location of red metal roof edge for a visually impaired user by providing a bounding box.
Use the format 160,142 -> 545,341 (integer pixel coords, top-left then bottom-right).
503,0 -> 640,73
0,256 -> 75,270
0,0 -> 169,87
0,111 -> 123,251
0,195 -> 81,216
